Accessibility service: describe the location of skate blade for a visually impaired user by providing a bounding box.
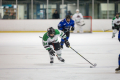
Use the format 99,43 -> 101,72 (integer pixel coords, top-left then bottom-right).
58,59 -> 65,63
112,36 -> 115,38
58,59 -> 64,62
115,70 -> 120,73
50,63 -> 54,65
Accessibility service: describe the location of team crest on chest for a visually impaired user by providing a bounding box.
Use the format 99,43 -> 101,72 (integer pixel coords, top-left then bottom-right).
77,15 -> 80,18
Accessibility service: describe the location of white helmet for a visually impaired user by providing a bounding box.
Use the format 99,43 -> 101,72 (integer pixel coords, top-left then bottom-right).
76,9 -> 79,13
76,9 -> 79,11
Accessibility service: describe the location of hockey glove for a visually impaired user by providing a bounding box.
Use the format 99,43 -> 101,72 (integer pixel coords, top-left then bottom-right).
71,27 -> 74,31
64,39 -> 70,48
48,48 -> 55,56
118,38 -> 120,42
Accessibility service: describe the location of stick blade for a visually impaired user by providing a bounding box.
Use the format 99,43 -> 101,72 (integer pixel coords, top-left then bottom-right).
94,63 -> 97,67
39,36 -> 42,38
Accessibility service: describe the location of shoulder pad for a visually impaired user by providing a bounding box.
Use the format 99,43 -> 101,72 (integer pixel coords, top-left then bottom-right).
55,29 -> 60,35
61,19 -> 64,22
113,17 -> 116,20
43,32 -> 49,41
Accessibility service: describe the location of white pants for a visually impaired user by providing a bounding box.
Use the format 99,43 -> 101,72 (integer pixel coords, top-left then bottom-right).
113,29 -> 118,35
74,24 -> 83,33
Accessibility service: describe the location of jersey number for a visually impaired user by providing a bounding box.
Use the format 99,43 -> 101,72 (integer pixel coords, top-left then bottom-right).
43,42 -> 47,46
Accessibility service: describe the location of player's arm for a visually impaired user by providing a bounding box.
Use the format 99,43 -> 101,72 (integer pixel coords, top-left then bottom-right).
80,13 -> 83,19
42,34 -> 55,56
71,20 -> 75,31
79,13 -> 85,26
42,35 -> 50,50
55,29 -> 70,47
112,17 -> 116,29
59,30 -> 70,47
112,17 -> 115,26
58,20 -> 64,31
54,29 -> 66,39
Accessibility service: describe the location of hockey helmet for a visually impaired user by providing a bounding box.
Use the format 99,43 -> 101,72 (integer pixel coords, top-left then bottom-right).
66,15 -> 71,19
47,27 -> 55,38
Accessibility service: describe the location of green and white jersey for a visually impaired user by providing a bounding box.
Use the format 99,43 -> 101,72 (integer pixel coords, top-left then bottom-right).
112,16 -> 120,26
42,29 -> 66,50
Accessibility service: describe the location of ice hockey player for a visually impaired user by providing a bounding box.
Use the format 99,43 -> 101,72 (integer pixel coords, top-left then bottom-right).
112,13 -> 120,38
115,54 -> 120,72
72,9 -> 85,33
58,15 -> 74,49
42,27 -> 70,63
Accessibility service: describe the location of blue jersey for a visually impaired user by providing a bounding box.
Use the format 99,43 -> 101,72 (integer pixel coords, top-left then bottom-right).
58,19 -> 74,32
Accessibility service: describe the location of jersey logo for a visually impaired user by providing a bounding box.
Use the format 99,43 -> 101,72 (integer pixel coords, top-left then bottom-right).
77,15 -> 80,18
117,21 -> 120,23
52,40 -> 57,43
58,24 -> 61,26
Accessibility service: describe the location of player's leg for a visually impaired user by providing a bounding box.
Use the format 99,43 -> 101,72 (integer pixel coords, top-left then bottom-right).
79,26 -> 83,33
60,39 -> 64,49
79,20 -> 85,33
53,42 -> 65,62
112,29 -> 117,38
65,32 -> 70,40
49,54 -> 54,63
60,32 -> 70,49
115,54 -> 120,72
49,45 -> 54,63
56,50 -> 65,62
112,24 -> 118,38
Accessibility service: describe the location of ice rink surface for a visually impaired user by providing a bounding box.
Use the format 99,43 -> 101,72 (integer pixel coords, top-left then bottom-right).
0,32 -> 120,80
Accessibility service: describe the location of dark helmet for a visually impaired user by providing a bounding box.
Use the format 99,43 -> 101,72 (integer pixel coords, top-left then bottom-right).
116,13 -> 120,18
47,27 -> 55,38
116,13 -> 119,15
66,15 -> 71,20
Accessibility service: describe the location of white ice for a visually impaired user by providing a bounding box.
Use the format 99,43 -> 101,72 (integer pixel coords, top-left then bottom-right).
0,32 -> 120,80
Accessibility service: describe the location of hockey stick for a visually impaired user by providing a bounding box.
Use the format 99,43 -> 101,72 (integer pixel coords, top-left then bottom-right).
40,36 -> 96,67
39,36 -> 42,38
69,46 -> 97,68
104,29 -> 112,32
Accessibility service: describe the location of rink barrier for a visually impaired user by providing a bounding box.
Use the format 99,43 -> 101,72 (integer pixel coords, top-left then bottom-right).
0,19 -> 112,32
0,31 -> 46,33
92,31 -> 112,32
0,31 -> 112,33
